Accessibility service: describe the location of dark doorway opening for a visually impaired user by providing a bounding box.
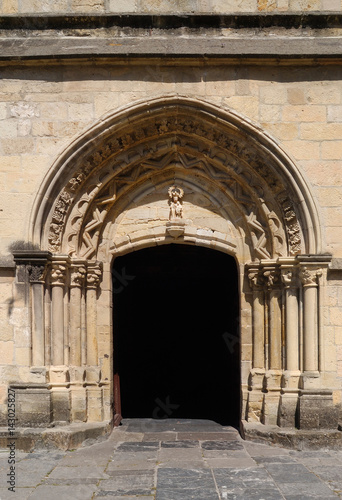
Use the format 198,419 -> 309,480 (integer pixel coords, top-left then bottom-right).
113,244 -> 240,427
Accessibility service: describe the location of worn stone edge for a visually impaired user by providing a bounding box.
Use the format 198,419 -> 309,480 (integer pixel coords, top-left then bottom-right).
241,420 -> 342,450
0,421 -> 113,452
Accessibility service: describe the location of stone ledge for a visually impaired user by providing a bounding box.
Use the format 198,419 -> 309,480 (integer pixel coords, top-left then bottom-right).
1,36 -> 342,62
0,421 -> 113,452
241,420 -> 342,450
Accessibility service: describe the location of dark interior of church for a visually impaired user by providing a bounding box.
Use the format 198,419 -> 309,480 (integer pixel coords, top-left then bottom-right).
113,243 -> 240,427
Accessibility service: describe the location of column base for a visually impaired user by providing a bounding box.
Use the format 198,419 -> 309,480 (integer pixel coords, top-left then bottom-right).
279,370 -> 301,427
262,370 -> 282,426
279,393 -> 299,428
51,389 -> 70,424
300,370 -> 321,390
70,387 -> 87,422
246,369 -> 265,423
87,387 -> 103,422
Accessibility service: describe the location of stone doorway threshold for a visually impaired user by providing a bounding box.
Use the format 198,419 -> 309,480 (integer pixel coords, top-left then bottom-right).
2,418 -> 341,452
112,418 -> 240,444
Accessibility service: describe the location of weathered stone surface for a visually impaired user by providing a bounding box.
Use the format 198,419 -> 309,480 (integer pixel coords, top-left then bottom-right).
10,384 -> 52,427
298,390 -> 339,430
242,420 -> 342,450
0,7 -> 341,449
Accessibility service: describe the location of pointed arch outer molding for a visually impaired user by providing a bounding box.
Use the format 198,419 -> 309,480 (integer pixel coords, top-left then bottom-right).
29,95 -> 321,258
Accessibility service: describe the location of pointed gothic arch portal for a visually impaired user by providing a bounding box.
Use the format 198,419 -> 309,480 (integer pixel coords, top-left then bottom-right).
113,244 -> 240,427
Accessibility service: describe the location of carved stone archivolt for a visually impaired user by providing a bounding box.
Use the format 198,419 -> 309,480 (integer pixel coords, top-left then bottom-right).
32,97 -> 321,263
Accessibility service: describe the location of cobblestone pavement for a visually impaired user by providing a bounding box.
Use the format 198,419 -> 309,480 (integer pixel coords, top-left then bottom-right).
1,419 -> 342,499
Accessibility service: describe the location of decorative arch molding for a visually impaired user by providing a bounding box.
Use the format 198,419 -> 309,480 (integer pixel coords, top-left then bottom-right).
29,95 -> 321,259
14,95 -> 337,435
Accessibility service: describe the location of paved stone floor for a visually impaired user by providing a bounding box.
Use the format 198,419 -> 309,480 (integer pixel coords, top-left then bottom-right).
1,419 -> 342,499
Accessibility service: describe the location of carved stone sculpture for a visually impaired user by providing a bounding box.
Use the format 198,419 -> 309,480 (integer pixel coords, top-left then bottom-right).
168,185 -> 184,220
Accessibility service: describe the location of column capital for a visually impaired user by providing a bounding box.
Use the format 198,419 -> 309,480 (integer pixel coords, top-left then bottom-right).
13,250 -> 52,283
28,264 -> 48,283
299,266 -> 322,287
247,266 -> 264,290
70,264 -> 86,288
86,262 -> 103,289
263,267 -> 279,289
281,268 -> 298,289
51,261 -> 68,286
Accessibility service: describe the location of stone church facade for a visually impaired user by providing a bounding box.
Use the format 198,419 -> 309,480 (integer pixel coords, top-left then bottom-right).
1,2 -> 342,448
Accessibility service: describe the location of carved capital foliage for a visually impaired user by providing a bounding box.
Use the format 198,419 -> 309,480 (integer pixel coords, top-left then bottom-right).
70,265 -> 86,287
12,250 -> 52,284
86,264 -> 102,289
27,264 -> 47,283
50,262 -> 67,286
299,266 -> 322,287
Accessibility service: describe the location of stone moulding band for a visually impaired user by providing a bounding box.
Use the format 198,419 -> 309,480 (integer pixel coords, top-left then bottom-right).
1,14 -> 342,61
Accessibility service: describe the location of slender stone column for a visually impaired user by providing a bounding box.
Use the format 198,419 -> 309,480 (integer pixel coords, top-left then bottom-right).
261,263 -> 282,425
248,267 -> 265,371
69,264 -> 86,366
297,257 -> 337,430
12,250 -> 52,368
246,266 -> 265,422
264,266 -> 282,371
44,281 -> 52,366
51,261 -> 67,366
86,263 -> 102,366
280,264 -> 299,373
279,260 -> 300,427
29,265 -> 48,367
299,266 -> 321,375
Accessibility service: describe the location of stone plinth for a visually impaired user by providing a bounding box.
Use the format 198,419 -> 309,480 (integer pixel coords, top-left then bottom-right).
10,384 -> 52,427
298,390 -> 339,430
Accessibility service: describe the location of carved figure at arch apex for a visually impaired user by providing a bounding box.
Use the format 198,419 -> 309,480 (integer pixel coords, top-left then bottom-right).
168,185 -> 184,220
